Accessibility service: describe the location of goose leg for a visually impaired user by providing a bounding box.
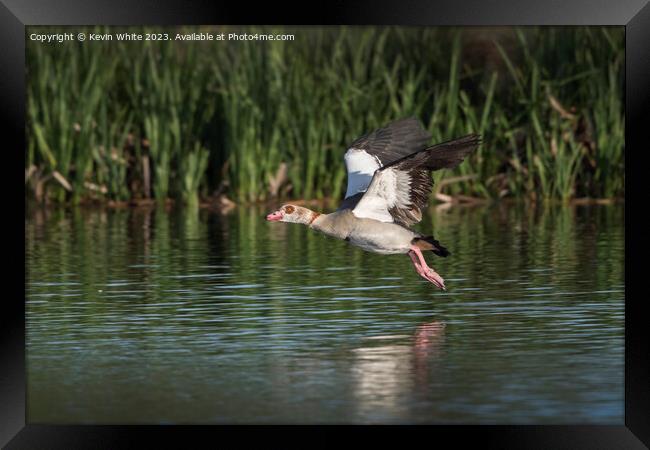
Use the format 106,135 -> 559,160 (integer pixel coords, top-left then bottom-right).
408,250 -> 424,273
408,249 -> 439,287
408,246 -> 446,290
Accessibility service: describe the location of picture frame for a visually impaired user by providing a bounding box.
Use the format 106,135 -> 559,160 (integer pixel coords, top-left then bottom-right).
3,0 -> 647,447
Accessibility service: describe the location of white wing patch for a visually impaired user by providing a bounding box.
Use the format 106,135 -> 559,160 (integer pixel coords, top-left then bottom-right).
352,169 -> 412,223
344,148 -> 382,198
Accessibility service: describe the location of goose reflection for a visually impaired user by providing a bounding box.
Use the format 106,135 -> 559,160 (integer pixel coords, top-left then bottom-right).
351,320 -> 446,421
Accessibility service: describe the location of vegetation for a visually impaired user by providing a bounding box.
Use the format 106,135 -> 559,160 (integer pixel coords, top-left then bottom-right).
25,26 -> 624,206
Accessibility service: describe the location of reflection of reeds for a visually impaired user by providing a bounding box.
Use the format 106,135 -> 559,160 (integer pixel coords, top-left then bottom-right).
26,26 -> 624,205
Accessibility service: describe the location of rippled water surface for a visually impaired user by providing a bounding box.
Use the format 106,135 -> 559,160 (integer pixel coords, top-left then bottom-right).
26,204 -> 624,423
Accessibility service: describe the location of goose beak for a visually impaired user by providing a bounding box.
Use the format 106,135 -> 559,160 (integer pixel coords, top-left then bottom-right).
266,210 -> 283,222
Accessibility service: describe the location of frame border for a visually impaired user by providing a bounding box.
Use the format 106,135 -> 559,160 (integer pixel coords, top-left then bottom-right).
4,0 -> 648,448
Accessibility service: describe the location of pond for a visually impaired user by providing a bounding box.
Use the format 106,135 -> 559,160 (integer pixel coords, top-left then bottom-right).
25,202 -> 624,424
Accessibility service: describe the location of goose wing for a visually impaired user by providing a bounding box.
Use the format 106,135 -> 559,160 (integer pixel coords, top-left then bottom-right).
341,118 -> 431,209
351,134 -> 482,226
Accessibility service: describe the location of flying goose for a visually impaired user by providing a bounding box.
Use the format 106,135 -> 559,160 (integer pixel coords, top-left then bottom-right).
266,118 -> 481,289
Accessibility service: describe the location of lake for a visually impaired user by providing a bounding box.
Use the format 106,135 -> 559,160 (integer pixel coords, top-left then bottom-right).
26,202 -> 624,424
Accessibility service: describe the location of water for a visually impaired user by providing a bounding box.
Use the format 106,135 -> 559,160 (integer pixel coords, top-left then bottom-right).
26,203 -> 624,424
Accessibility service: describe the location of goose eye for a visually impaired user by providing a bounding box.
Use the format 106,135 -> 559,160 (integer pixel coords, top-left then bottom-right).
285,205 -> 295,214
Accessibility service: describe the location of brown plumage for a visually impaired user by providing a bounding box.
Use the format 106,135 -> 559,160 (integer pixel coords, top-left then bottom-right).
378,133 -> 482,226
412,236 -> 450,257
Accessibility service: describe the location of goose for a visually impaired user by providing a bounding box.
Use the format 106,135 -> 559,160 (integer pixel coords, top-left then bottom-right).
266,118 -> 481,290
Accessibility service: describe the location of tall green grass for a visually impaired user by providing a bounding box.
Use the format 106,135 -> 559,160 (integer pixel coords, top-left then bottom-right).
26,26 -> 625,205
27,31 -> 119,202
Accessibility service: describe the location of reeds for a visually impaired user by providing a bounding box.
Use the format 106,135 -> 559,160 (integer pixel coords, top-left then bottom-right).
25,26 -> 625,205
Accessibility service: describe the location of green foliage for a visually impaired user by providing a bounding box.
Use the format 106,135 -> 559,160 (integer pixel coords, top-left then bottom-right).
26,26 -> 624,204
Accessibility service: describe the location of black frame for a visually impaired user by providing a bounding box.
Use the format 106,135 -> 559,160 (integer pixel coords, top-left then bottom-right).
3,0 -> 648,447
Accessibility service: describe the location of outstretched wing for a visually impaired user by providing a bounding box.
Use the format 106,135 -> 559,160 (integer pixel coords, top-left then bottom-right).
351,134 -> 482,226
342,118 -> 431,203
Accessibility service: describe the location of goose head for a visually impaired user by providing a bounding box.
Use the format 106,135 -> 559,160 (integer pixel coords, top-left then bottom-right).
266,204 -> 318,225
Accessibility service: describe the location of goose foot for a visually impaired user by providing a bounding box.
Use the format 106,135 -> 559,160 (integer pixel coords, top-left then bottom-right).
408,246 -> 446,290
